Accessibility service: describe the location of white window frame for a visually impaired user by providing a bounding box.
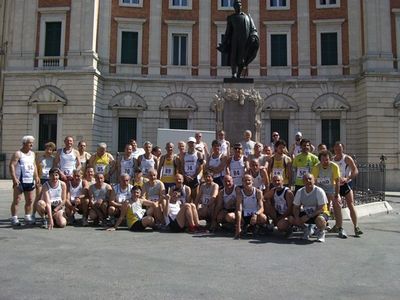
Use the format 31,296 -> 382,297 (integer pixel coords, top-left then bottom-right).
115,17 -> 145,75
393,9 -> 400,69
316,0 -> 340,9
314,19 -> 344,75
38,7 -> 69,68
119,0 -> 143,8
264,21 -> 294,76
218,0 -> 234,11
169,0 -> 192,10
165,20 -> 195,75
267,0 -> 290,10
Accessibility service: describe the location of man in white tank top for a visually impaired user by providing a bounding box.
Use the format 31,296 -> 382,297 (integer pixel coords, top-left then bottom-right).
54,136 -> 81,182
36,168 -> 67,229
264,175 -> 294,236
246,159 -> 269,193
183,137 -> 205,202
333,142 -> 363,237
137,141 -> 158,177
226,143 -> 248,187
194,132 -> 209,159
78,140 -> 91,175
217,130 -> 231,157
9,135 -> 40,226
206,140 -> 228,188
108,173 -> 133,223
195,171 -> 219,222
117,143 -> 136,178
214,175 -> 237,230
235,174 -> 266,238
66,169 -> 89,225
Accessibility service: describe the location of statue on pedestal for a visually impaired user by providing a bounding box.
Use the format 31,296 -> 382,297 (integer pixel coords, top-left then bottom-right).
217,0 -> 259,78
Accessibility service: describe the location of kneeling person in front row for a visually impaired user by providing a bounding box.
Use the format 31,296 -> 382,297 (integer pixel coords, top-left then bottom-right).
235,174 -> 267,238
289,174 -> 329,242
36,168 -> 67,229
163,188 -> 202,233
264,175 -> 294,236
107,185 -> 155,231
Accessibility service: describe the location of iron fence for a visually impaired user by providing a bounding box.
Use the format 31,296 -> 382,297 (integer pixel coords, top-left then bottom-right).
351,155 -> 386,205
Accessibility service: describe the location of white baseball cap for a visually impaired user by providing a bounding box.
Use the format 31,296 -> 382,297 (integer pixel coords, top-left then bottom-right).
295,131 -> 302,137
187,137 -> 196,143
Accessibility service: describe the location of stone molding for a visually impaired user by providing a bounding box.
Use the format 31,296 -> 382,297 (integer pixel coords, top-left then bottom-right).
312,93 -> 350,111
28,85 -> 67,105
109,92 -> 147,110
160,92 -> 197,111
262,93 -> 298,111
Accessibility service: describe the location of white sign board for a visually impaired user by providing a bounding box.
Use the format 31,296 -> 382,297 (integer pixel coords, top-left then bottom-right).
156,128 -> 215,154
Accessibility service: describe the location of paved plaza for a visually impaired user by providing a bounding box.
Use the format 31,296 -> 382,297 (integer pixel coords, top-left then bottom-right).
0,180 -> 399,300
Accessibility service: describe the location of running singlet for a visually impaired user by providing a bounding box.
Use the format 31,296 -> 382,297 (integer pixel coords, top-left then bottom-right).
69,180 -> 83,203
93,154 -> 111,176
120,157 -> 135,177
160,157 -> 176,184
16,151 -> 35,184
126,201 -> 146,228
167,201 -> 181,221
144,180 -> 163,202
270,155 -> 290,185
230,156 -> 245,186
184,152 -> 198,177
292,152 -> 319,186
90,184 -> 109,202
60,149 -> 76,176
219,140 -> 229,156
208,154 -> 225,178
139,155 -> 156,176
252,171 -> 265,190
334,155 -> 351,184
274,187 -> 289,215
242,187 -> 258,217
114,183 -> 133,203
39,155 -> 54,180
46,181 -> 63,207
223,186 -> 237,210
200,184 -> 214,205
170,185 -> 189,204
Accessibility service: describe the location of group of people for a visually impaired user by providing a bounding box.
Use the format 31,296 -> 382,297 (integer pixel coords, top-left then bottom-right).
9,129 -> 363,242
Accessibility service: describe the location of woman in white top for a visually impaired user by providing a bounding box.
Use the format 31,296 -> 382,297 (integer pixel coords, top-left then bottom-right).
36,168 -> 67,229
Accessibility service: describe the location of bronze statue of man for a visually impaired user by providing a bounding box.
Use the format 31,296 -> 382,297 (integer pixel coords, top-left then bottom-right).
217,0 -> 259,78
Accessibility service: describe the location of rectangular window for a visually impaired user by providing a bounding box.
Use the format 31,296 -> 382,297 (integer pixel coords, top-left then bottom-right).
271,34 -> 287,66
269,0 -> 287,7
121,31 -> 138,64
321,32 -> 338,65
317,0 -> 339,8
44,22 -> 61,57
121,0 -> 140,5
221,0 -> 234,7
271,119 -> 289,145
322,119 -> 340,150
170,118 -> 188,130
172,34 -> 187,66
220,34 -> 229,66
118,118 -> 137,152
172,0 -> 188,6
39,114 -> 57,151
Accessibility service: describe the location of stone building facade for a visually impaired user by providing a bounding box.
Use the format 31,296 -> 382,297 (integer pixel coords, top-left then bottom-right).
1,0 -> 400,189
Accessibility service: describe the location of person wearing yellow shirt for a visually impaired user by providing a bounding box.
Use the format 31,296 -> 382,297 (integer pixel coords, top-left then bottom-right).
88,143 -> 115,183
312,150 -> 347,239
292,139 -> 319,193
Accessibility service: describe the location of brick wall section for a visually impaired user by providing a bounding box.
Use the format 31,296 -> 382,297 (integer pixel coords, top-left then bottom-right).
391,0 -> 400,69
109,0 -> 150,74
259,0 -> 298,76
309,0 -> 348,76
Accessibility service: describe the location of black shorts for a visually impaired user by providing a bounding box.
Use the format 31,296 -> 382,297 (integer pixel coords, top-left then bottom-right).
168,217 -> 185,233
243,215 -> 255,225
299,211 -> 329,224
18,182 -> 35,192
223,208 -> 236,214
185,177 -> 199,189
40,178 -> 48,185
340,183 -> 352,197
130,220 -> 145,231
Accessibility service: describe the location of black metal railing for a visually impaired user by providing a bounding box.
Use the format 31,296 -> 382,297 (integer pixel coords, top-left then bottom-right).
352,155 -> 386,205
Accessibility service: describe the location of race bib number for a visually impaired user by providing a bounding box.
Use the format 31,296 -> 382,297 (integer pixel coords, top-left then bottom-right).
317,176 -> 331,186
52,200 -> 61,207
96,164 -> 106,174
296,167 -> 309,179
232,169 -> 242,177
202,196 -> 211,205
124,169 -> 132,176
304,207 -> 315,217
163,166 -> 173,176
275,203 -> 287,215
117,194 -> 126,203
273,168 -> 284,177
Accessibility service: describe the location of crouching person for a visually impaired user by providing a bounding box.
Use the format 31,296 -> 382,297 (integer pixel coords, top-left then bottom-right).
235,174 -> 267,238
36,168 -> 67,229
289,173 -> 329,243
264,175 -> 294,236
65,169 -> 89,225
163,187 -> 202,233
107,186 -> 155,231
88,173 -> 112,226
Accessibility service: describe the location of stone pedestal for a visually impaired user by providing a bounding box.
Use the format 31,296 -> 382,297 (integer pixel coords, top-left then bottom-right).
212,84 -> 263,144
